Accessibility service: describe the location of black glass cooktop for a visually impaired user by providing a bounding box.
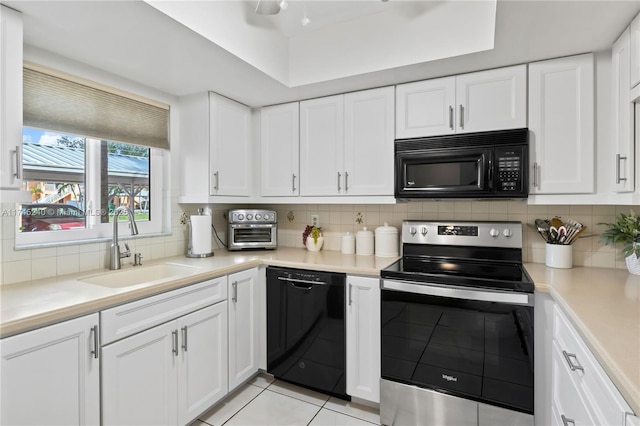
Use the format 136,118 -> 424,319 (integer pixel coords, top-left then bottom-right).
381,256 -> 534,293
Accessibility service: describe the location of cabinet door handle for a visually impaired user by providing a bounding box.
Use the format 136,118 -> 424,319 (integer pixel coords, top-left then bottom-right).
292,173 -> 297,192
561,415 -> 576,426
562,350 -> 584,372
213,171 -> 219,191
533,162 -> 539,188
449,106 -> 454,130
337,172 -> 342,192
345,171 -> 349,192
181,326 -> 188,352
616,154 -> 628,183
232,281 -> 238,302
348,283 -> 353,306
13,145 -> 22,179
172,330 -> 179,356
90,325 -> 99,359
459,104 -> 464,129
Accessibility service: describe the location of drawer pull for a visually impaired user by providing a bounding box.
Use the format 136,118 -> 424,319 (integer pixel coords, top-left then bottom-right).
562,350 -> 584,372
561,414 -> 576,426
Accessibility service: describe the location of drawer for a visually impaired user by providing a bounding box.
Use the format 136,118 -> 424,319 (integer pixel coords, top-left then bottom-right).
101,276 -> 227,345
551,340 -> 597,426
553,306 -> 633,425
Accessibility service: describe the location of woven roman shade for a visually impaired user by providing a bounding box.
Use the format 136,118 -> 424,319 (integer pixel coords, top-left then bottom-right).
23,66 -> 170,150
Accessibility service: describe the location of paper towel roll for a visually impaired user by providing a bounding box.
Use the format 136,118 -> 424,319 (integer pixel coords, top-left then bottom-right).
189,215 -> 213,256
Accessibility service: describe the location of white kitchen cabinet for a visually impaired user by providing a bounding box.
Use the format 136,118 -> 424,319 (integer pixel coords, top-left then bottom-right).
228,267 -> 261,391
178,92 -> 251,203
528,53 -> 595,194
260,102 -> 300,196
630,13 -> 640,89
300,87 -> 394,197
343,87 -> 395,196
395,65 -> 526,139
612,29 -> 635,193
102,302 -> 228,426
551,305 -> 635,426
0,313 -> 100,425
0,6 -> 24,191
300,94 -> 344,196
346,275 -> 380,403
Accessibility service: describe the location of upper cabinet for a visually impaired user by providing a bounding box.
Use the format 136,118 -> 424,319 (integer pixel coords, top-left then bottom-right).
528,54 -> 595,195
395,65 -> 527,139
260,103 -> 300,197
299,87 -> 395,197
630,13 -> 640,89
179,92 -> 251,203
612,28 -> 635,193
0,6 -> 24,191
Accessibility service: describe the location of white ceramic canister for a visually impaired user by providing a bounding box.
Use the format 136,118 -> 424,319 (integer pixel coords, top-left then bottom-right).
341,232 -> 355,254
375,222 -> 399,257
545,243 -> 573,269
356,227 -> 374,256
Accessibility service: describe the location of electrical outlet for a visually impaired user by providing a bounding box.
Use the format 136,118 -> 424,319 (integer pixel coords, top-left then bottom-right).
311,214 -> 320,227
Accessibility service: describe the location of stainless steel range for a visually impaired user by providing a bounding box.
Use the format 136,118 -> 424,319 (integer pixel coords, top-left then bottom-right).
380,221 -> 534,426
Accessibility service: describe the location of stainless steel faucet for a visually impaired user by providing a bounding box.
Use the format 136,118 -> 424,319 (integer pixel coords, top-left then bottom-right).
109,206 -> 139,270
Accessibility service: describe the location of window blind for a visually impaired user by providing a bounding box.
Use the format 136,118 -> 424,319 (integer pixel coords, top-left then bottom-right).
23,66 -> 170,150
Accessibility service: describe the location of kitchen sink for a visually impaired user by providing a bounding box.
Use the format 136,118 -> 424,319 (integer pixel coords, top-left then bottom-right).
79,263 -> 202,288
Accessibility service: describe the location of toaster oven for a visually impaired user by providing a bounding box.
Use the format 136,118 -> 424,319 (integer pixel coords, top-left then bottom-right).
227,209 -> 277,250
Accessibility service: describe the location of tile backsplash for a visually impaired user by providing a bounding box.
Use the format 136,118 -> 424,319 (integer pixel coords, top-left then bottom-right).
1,199 -> 638,285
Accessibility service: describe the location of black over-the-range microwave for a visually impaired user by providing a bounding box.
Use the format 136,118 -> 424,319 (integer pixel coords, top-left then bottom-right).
395,128 -> 529,199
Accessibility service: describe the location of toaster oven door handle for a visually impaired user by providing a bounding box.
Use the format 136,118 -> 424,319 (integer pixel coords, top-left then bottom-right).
382,279 -> 532,306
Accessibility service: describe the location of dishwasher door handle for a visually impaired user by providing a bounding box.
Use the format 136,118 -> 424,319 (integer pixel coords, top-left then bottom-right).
277,276 -> 327,286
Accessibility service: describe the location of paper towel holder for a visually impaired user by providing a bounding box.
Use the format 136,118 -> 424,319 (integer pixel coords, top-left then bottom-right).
187,209 -> 214,258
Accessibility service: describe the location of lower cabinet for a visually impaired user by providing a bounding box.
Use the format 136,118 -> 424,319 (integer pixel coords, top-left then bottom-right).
346,275 -> 381,403
102,302 -> 228,426
551,305 -> 636,426
0,313 -> 100,425
228,267 -> 261,391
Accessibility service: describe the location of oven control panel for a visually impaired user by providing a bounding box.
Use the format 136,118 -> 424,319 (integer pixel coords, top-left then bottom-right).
403,221 -> 522,248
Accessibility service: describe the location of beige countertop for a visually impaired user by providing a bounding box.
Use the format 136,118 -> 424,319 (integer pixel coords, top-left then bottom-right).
1,248 -> 638,414
525,263 -> 640,415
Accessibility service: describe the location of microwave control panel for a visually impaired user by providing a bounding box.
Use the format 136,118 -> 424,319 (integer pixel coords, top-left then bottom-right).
495,147 -> 524,192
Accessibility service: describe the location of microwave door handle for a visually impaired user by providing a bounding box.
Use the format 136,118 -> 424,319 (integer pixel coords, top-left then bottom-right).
487,157 -> 493,191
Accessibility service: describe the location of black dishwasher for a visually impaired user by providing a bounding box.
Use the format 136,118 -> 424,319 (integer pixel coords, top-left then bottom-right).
266,266 -> 349,400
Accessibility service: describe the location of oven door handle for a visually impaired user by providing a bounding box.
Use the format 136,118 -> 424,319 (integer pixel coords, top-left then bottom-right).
382,279 -> 532,306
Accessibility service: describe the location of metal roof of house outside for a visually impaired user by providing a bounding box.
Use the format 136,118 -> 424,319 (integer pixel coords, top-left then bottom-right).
22,142 -> 149,177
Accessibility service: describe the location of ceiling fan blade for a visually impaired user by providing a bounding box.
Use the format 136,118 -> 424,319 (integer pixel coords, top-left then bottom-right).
255,0 -> 281,15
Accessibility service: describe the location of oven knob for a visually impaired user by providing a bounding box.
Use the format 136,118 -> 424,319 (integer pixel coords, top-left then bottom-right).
409,227 -> 417,236
238,214 -> 245,220
489,228 -> 500,238
503,228 -> 513,238
421,227 -> 428,236
247,214 -> 253,220
255,213 -> 262,220
263,213 -> 270,221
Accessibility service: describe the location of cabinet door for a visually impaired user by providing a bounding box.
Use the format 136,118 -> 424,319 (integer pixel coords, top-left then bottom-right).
528,54 -> 594,194
612,29 -> 635,193
630,14 -> 640,89
456,65 -> 527,134
346,275 -> 380,403
0,314 -> 100,426
0,6 -> 23,190
177,302 -> 228,426
228,268 -> 260,391
261,102 -> 300,196
209,92 -> 251,196
102,321 -> 178,426
300,95 -> 344,196
344,87 -> 395,196
395,77 -> 456,138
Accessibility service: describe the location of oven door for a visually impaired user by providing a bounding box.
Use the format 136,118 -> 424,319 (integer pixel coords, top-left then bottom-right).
395,148 -> 492,198
380,279 -> 534,421
228,224 -> 277,250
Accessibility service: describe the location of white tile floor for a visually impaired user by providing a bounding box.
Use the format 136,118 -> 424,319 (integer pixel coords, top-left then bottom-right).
192,373 -> 380,426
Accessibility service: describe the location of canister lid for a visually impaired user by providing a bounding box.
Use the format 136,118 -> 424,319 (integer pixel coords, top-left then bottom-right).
357,226 -> 373,237
375,222 -> 398,235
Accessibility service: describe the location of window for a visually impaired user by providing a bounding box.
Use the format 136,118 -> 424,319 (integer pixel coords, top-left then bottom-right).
16,63 -> 169,247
